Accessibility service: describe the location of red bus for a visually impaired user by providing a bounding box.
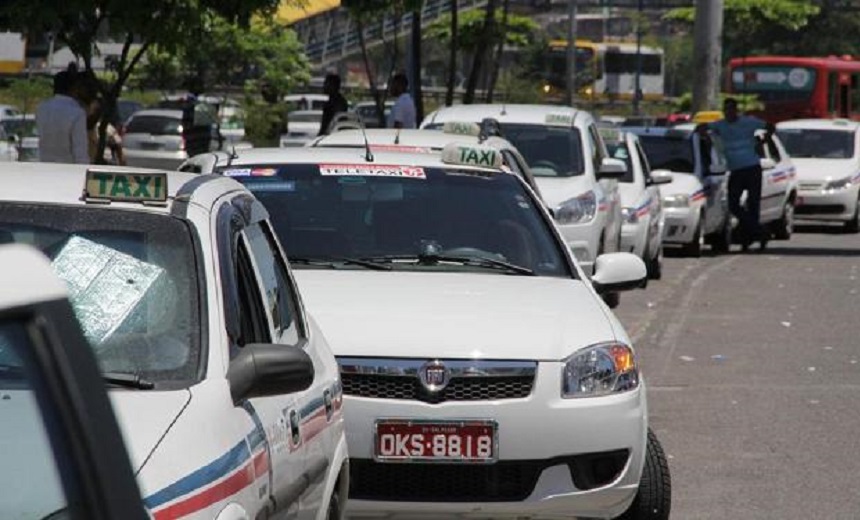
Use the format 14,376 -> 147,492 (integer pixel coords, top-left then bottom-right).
727,55 -> 860,123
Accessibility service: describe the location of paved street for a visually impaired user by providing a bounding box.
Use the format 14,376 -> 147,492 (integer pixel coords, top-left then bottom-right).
615,223 -> 860,519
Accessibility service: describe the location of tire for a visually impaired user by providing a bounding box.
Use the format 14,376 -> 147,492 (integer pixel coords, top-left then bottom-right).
680,215 -> 703,258
773,197 -> 795,240
647,245 -> 663,280
326,487 -> 342,520
602,291 -> 621,309
845,197 -> 860,234
615,428 -> 672,520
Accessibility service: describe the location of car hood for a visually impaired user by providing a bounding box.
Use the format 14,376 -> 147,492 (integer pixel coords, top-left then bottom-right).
293,270 -> 617,361
791,158 -> 858,182
110,389 -> 192,473
534,175 -> 596,208
0,391 -> 67,519
658,171 -> 703,197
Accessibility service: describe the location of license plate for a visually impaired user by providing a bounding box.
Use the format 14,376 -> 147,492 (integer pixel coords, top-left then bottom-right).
375,420 -> 497,462
140,142 -> 163,151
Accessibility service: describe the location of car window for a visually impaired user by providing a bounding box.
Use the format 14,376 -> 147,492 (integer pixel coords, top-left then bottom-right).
638,134 -> 695,173
0,204 -> 202,386
776,128 -> 855,159
126,115 -> 181,135
588,124 -> 607,171
605,142 -> 636,183
0,320 -> 72,519
495,124 -> 585,177
218,163 -> 572,278
243,223 -> 302,345
636,141 -> 653,182
235,239 -> 270,347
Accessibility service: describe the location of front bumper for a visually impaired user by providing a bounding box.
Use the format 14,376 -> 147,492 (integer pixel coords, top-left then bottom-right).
796,186 -> 859,221
662,207 -> 699,244
343,363 -> 647,519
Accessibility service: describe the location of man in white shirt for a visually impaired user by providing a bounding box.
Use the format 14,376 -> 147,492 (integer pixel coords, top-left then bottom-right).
36,69 -> 89,164
387,73 -> 416,129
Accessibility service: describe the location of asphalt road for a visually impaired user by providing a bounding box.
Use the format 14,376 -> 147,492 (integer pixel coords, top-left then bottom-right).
614,222 -> 860,520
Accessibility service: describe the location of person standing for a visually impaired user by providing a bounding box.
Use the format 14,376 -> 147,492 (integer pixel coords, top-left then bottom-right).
318,73 -> 349,136
35,66 -> 89,164
697,98 -> 775,251
387,72 -> 416,129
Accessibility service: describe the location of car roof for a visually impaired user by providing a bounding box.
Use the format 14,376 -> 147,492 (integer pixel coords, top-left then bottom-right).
424,104 -> 593,127
312,129 -> 517,151
0,162 -> 245,214
128,109 -> 182,119
776,118 -> 860,131
209,146 -> 506,174
623,126 -> 693,138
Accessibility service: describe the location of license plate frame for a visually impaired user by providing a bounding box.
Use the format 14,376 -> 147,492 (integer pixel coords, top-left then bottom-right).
373,419 -> 498,464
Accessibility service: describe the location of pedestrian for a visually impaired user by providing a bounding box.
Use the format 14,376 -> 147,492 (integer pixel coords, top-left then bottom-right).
86,99 -> 125,165
318,73 -> 349,136
35,65 -> 89,164
387,72 -> 416,129
697,98 -> 775,251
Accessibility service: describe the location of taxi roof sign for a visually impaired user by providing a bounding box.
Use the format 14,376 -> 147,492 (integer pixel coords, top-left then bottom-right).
442,121 -> 481,137
441,143 -> 503,169
84,169 -> 168,205
692,110 -> 725,124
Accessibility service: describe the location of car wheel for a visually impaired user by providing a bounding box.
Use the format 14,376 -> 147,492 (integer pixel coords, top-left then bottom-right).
773,197 -> 795,240
326,488 -> 342,520
680,215 -> 703,258
844,197 -> 860,234
602,291 -> 621,309
647,245 -> 663,280
615,428 -> 672,520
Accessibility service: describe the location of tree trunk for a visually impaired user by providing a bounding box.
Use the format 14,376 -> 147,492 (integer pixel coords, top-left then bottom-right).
357,18 -> 386,124
463,0 -> 496,104
444,0 -> 458,106
411,7 -> 424,122
485,0 -> 509,102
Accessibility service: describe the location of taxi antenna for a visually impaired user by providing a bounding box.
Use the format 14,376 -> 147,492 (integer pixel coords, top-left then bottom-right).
355,110 -> 374,162
394,128 -> 401,145
226,146 -> 238,167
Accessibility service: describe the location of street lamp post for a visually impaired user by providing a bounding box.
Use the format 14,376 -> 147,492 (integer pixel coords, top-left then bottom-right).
633,0 -> 643,115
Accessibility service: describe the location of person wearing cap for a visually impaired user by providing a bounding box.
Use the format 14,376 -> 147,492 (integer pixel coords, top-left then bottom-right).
35,65 -> 89,164
697,98 -> 775,251
387,72 -> 416,129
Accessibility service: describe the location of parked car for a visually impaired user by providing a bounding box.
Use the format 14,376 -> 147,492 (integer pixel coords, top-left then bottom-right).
122,108 -> 222,169
281,110 -> 323,147
353,100 -> 394,128
2,115 -> 38,162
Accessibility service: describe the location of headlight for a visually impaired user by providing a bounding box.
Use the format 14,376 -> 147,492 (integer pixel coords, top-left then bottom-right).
663,193 -> 690,208
556,191 -> 597,224
622,207 -> 638,224
562,342 -> 639,398
824,176 -> 854,191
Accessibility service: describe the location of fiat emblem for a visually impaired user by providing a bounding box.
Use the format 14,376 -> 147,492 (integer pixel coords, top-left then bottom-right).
419,360 -> 450,393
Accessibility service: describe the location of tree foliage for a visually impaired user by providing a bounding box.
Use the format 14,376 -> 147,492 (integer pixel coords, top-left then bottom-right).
427,9 -> 539,52
3,77 -> 53,115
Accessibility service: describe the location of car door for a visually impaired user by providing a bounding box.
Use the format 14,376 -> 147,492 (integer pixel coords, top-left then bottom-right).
240,219 -> 334,518
636,139 -> 663,255
693,132 -> 729,234
588,123 -> 622,251
757,133 -> 789,223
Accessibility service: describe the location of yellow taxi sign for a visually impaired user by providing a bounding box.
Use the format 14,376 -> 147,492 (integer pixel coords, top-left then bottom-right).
442,121 -> 481,136
441,143 -> 503,169
692,111 -> 725,124
84,170 -> 168,204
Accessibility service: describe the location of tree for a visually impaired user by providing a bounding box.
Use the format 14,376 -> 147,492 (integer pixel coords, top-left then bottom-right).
4,77 -> 52,115
4,0 -> 283,162
426,9 -> 539,52
343,0 -> 396,125
444,0 -> 458,106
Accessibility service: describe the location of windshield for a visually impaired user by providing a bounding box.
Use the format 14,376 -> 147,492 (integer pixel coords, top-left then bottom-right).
638,134 -> 694,173
497,124 -> 585,177
217,164 -> 570,278
606,142 -> 636,182
0,204 -> 202,386
776,128 -> 856,159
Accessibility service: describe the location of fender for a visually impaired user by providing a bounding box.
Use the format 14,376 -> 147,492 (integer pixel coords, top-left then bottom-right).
215,503 -> 249,520
316,436 -> 350,520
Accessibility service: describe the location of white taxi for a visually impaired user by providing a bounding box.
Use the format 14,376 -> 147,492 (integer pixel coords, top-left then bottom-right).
422,105 -> 626,276
776,118 -> 860,232
307,124 -> 544,200
0,163 -> 348,520
601,127 -> 671,279
184,144 -> 671,520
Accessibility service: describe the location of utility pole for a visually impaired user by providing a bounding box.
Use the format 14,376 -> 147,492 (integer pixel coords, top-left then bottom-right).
691,0 -> 723,113
633,0 -> 643,115
565,0 -> 578,106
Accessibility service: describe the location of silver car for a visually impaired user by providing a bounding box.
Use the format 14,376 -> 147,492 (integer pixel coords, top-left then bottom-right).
123,108 -> 222,169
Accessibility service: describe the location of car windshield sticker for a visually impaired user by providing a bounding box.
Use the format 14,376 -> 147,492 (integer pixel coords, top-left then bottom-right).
223,167 -> 279,177
245,181 -> 296,192
319,164 -> 426,179
222,168 -> 252,177
545,113 -> 574,125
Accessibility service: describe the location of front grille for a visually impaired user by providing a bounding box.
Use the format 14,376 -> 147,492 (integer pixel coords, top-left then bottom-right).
796,204 -> 846,215
350,459 -> 544,502
799,182 -> 823,191
342,374 -> 534,404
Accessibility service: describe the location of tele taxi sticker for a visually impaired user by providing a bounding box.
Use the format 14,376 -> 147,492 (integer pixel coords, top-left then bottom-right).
319,164 -> 426,179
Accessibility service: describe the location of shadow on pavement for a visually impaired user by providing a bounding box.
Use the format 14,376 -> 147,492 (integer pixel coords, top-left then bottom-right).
760,245 -> 860,257
794,222 -> 851,235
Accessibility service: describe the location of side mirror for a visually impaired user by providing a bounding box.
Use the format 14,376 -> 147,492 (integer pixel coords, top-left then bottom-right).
597,157 -> 627,180
650,169 -> 673,185
760,157 -> 776,170
591,253 -> 647,294
227,343 -> 314,404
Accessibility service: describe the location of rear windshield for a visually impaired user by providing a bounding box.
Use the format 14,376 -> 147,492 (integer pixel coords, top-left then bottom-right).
0,204 -> 203,387
126,115 -> 182,135
217,163 -> 571,278
638,134 -> 694,173
776,128 -> 856,159
606,142 -> 636,182
289,112 -> 323,123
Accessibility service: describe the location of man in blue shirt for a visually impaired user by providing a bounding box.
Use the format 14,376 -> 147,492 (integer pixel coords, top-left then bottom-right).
697,98 -> 775,251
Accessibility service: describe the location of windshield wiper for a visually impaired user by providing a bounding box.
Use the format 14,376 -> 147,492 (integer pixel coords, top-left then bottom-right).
360,254 -> 535,276
103,372 -> 155,390
290,256 -> 391,271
